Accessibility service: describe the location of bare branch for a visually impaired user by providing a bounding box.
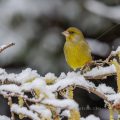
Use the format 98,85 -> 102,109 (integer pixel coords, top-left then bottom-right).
77,85 -> 109,102
58,85 -> 111,105
8,97 -> 15,120
0,43 -> 15,53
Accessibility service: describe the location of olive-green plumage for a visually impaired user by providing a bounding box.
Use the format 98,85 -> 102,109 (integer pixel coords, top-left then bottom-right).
62,27 -> 92,70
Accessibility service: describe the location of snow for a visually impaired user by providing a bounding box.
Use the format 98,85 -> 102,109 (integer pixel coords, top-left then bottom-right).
81,114 -> 100,120
0,46 -> 120,120
30,105 -> 52,118
0,84 -> 21,94
112,46 -> 120,54
107,93 -> 120,101
0,68 -> 40,84
97,84 -> 115,94
7,73 -> 17,82
16,68 -> 40,84
21,78 -> 55,98
107,93 -> 120,105
44,72 -> 57,81
47,72 -> 95,92
42,99 -> 79,110
84,65 -> 116,77
21,78 -> 46,91
61,110 -> 70,117
0,65 -> 117,104
0,62 -> 118,106
0,115 -> 10,120
11,104 -> 40,120
44,72 -> 57,84
59,72 -> 66,79
0,69 -> 17,83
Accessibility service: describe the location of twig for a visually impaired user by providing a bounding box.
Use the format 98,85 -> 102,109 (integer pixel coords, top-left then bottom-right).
84,73 -> 116,80
83,65 -> 116,80
0,80 -> 21,85
8,97 -> 15,120
52,84 -> 111,105
0,91 -> 44,103
11,104 -> 40,120
24,99 -> 30,109
0,42 -> 15,53
77,85 -> 111,104
0,83 -> 112,106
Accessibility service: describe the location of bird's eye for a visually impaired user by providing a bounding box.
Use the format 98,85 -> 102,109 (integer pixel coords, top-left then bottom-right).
70,31 -> 74,34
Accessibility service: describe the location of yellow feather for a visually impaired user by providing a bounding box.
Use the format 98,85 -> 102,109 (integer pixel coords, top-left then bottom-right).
63,27 -> 92,70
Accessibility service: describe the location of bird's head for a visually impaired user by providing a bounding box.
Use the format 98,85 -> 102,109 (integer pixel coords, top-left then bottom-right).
62,27 -> 84,42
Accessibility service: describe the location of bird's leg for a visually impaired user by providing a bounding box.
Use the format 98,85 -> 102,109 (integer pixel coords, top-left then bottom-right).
81,59 -> 105,74
92,60 -> 103,68
89,59 -> 107,67
81,62 -> 92,74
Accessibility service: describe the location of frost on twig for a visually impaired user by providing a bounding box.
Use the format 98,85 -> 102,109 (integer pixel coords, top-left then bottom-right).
0,43 -> 120,120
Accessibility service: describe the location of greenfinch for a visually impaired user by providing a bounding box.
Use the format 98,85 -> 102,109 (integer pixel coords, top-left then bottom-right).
62,27 -> 92,70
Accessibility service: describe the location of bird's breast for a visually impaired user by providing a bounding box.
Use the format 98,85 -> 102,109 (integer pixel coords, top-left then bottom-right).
64,41 -> 92,70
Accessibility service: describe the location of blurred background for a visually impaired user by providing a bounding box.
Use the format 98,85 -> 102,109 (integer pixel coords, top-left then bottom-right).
0,0 -> 120,119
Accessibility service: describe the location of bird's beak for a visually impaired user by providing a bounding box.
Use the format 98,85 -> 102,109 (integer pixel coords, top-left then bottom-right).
62,31 -> 69,37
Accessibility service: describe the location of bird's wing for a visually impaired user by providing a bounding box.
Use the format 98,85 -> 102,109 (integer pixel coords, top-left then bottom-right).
81,39 -> 92,53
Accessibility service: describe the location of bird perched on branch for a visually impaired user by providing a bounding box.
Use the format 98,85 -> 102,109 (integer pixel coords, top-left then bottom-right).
62,27 -> 92,71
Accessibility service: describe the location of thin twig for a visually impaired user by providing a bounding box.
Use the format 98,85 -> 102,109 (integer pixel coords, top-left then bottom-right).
77,85 -> 111,104
0,42 -> 15,53
24,99 -> 30,109
0,91 -> 44,103
54,84 -> 111,105
0,84 -> 112,105
11,105 -> 40,120
8,97 -> 15,120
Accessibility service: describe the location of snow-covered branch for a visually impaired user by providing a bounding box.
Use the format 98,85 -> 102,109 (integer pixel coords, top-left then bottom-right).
0,67 -> 117,119
11,104 -> 40,120
0,43 -> 120,120
84,65 -> 116,79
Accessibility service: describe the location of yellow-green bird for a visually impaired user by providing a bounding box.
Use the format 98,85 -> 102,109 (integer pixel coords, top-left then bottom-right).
62,27 -> 92,71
